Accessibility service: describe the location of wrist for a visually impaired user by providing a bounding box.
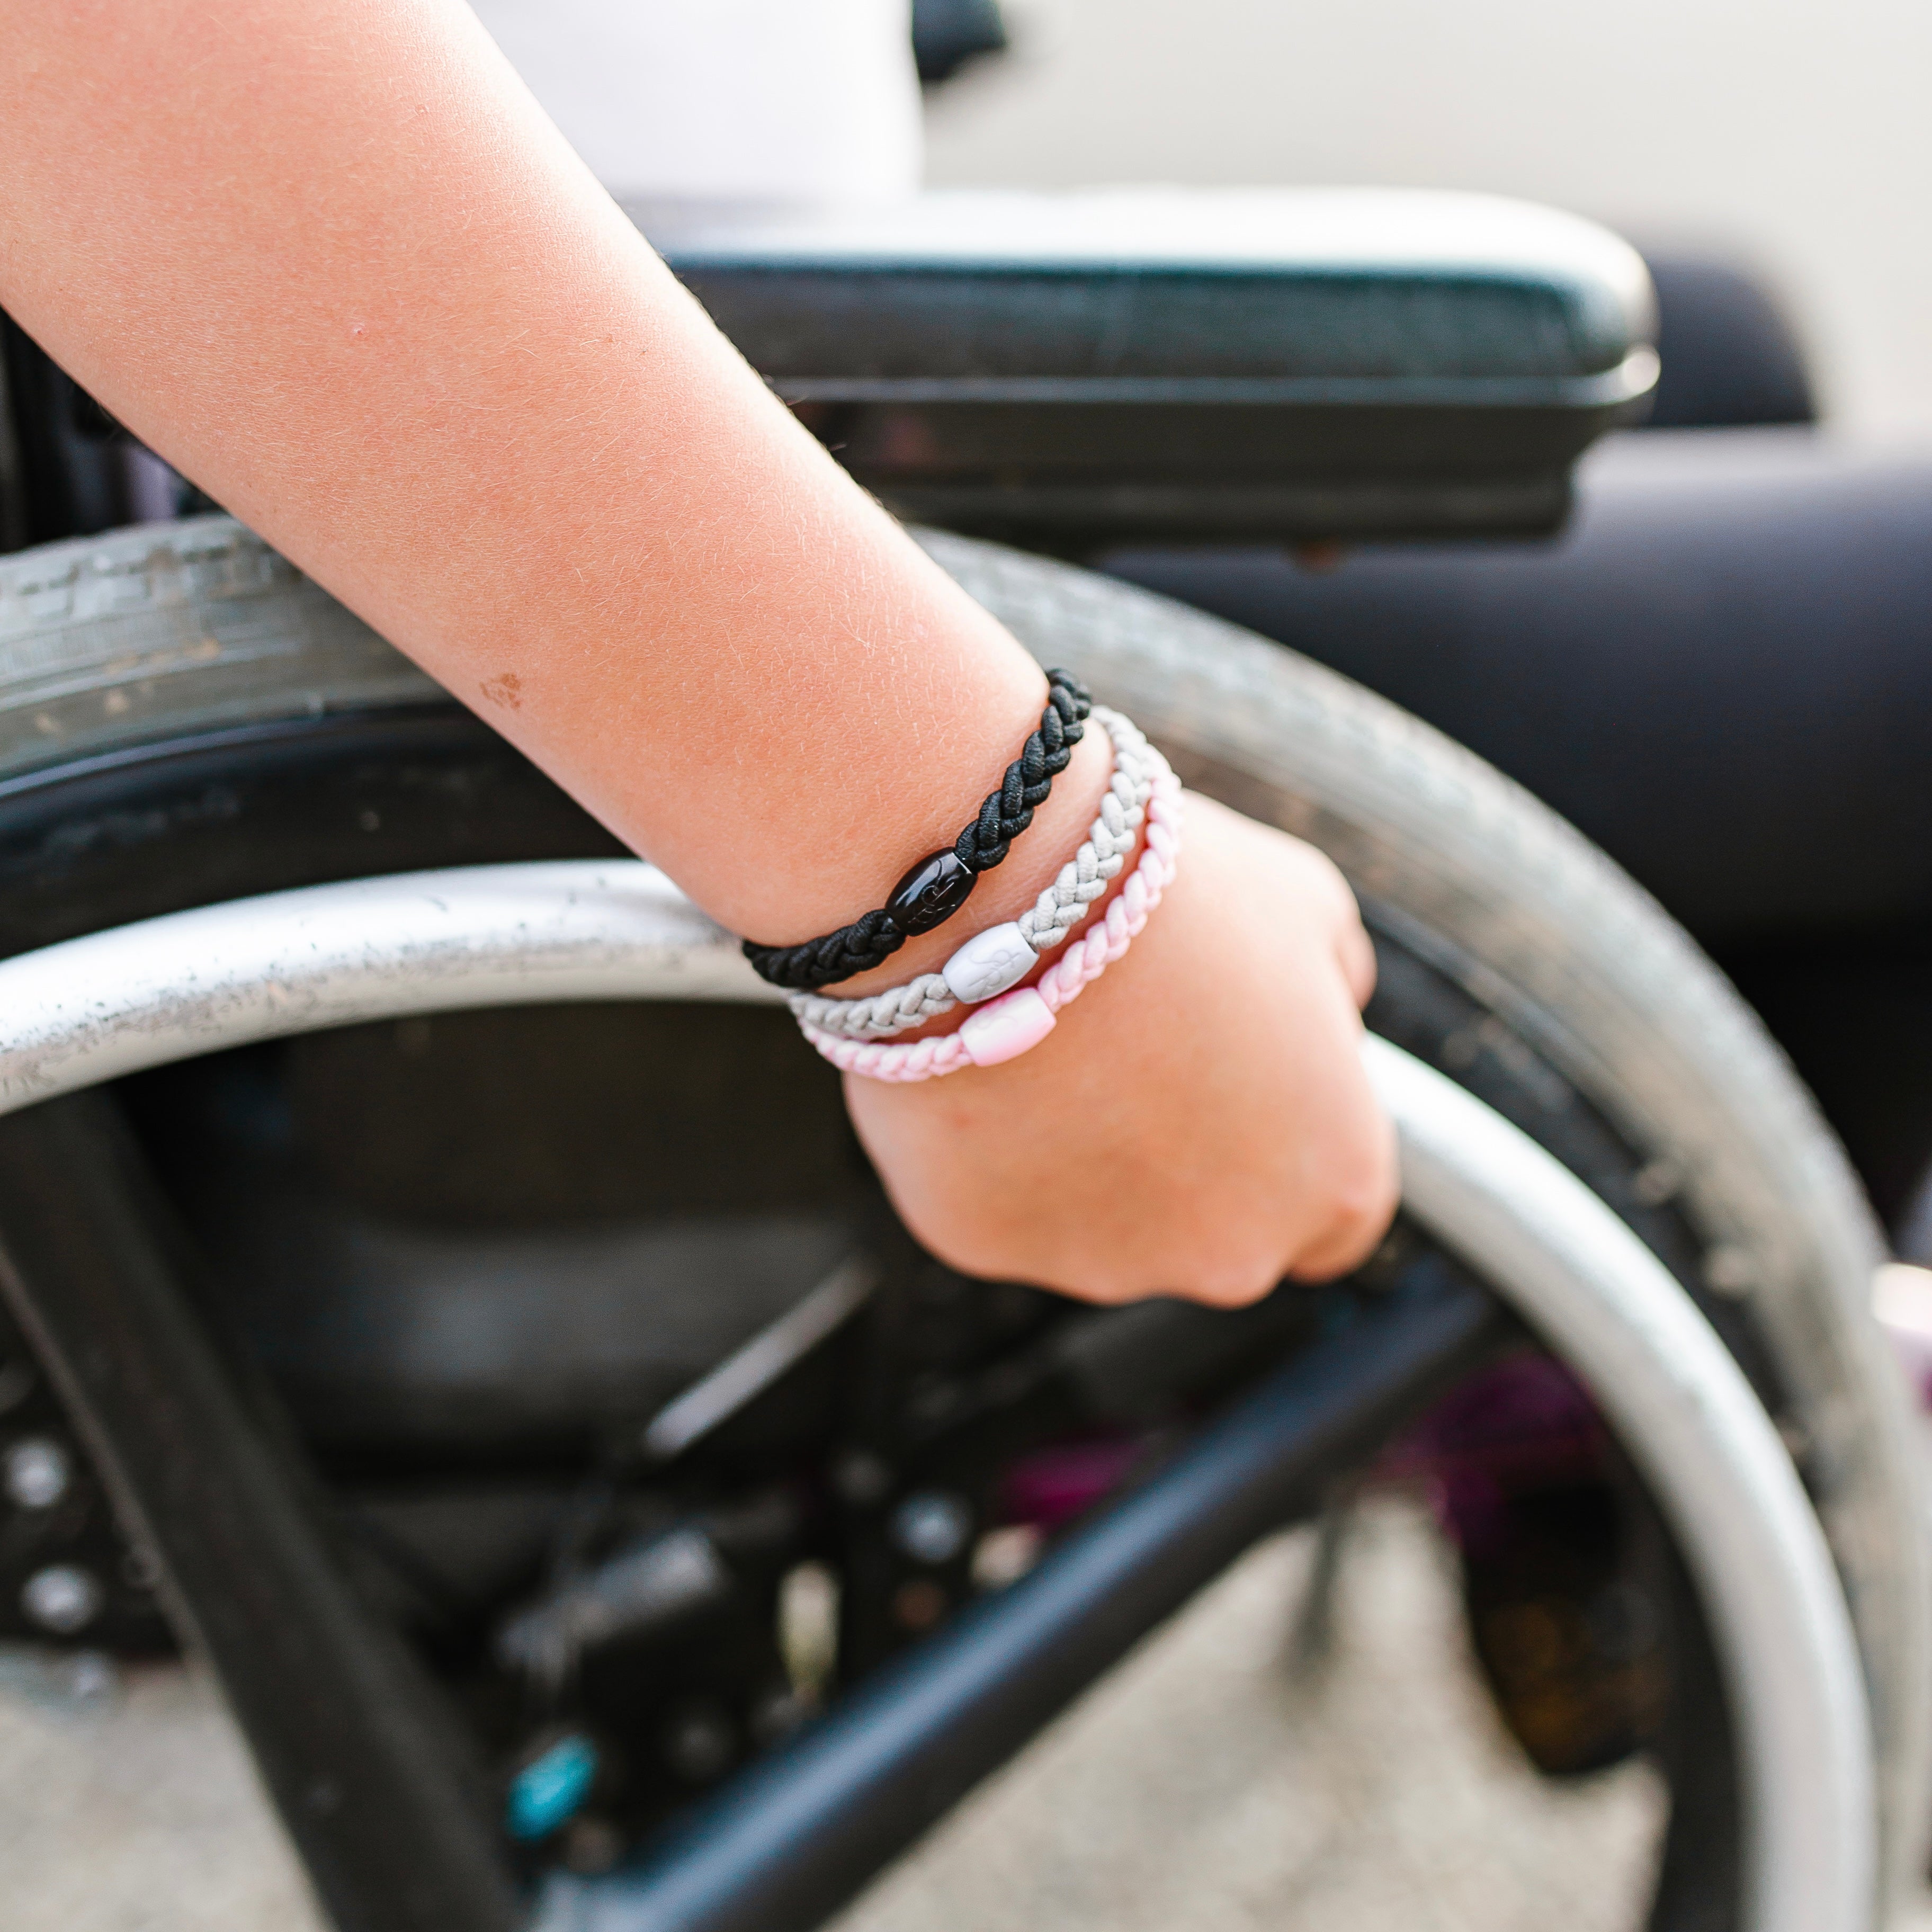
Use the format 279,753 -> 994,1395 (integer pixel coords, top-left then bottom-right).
791,729 -> 1180,1080
604,551 -> 1058,951
817,722 -> 1116,999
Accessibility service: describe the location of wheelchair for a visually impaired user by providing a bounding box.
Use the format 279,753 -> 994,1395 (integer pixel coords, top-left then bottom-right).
0,186 -> 1923,1932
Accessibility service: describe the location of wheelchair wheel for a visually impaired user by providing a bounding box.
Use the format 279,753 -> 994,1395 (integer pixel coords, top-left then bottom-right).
0,517 -> 1922,1929
914,526 -> 1932,1883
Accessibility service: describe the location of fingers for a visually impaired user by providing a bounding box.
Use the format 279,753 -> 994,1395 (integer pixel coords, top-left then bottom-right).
1184,794 -> 1378,1008
1282,1094 -> 1401,1283
1174,976 -> 1399,1304
1334,906 -> 1379,1010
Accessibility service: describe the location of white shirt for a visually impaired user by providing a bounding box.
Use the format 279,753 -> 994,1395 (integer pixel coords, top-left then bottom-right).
468,0 -> 923,204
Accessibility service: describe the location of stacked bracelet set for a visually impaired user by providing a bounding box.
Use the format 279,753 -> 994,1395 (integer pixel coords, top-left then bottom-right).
741,678 -> 1182,1083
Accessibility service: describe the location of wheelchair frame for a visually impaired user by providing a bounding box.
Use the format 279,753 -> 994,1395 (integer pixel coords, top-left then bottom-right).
0,860 -> 1875,1932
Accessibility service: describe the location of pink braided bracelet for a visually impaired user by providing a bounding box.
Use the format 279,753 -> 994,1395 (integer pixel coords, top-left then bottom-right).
797,773 -> 1183,1083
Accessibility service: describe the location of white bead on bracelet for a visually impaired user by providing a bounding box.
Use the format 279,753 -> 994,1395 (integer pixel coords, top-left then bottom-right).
788,708 -> 1160,1044
795,768 -> 1182,1083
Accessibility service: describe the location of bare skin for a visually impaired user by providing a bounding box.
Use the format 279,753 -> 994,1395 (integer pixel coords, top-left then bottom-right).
0,0 -> 1397,1304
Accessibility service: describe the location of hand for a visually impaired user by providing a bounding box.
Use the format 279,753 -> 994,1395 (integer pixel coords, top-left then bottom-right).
843,794 -> 1398,1306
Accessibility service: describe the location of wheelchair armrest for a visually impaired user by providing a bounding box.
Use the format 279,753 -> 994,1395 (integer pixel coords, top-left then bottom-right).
635,189 -> 1658,546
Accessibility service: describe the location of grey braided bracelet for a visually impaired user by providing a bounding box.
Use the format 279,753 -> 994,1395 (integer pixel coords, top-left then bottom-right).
787,708 -> 1160,1043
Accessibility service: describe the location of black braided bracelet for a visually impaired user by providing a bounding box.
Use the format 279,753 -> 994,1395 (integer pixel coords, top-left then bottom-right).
742,669 -> 1093,991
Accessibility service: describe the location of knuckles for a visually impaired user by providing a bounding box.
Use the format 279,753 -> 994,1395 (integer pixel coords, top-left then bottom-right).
869,1081 -> 1400,1312
1287,1110 -> 1401,1284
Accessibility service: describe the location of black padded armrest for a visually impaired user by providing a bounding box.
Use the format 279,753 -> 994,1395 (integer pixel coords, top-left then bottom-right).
636,190 -> 1658,545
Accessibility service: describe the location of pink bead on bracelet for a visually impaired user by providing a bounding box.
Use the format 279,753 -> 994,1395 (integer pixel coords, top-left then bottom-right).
795,772 -> 1182,1083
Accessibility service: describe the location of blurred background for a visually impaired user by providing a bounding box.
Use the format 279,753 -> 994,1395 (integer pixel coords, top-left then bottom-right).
920,0 -> 1932,437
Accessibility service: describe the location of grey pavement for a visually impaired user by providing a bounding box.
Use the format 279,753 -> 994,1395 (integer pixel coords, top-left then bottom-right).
0,1498 -> 1777,1932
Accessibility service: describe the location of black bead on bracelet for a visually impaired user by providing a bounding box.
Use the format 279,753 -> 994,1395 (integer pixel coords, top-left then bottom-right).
741,669 -> 1093,992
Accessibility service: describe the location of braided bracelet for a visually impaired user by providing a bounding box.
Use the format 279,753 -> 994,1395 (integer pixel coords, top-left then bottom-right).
741,669 -> 1092,992
789,708 -> 1158,1042
796,770 -> 1182,1083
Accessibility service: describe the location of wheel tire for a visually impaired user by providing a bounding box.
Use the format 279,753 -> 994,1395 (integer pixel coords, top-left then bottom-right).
2,514 -> 1925,1912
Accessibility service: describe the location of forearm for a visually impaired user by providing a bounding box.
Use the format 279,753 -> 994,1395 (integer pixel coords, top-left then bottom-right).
0,0 -> 1399,1306
0,0 -> 1083,946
